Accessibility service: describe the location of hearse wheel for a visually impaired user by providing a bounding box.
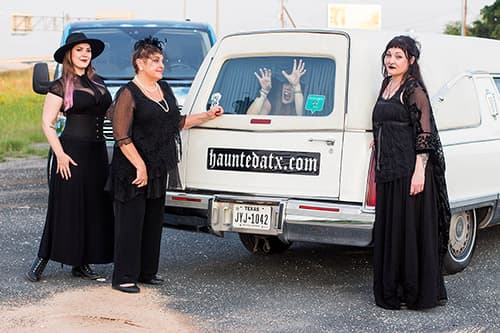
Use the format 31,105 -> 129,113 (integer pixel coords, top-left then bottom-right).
444,210 -> 477,274
239,233 -> 292,255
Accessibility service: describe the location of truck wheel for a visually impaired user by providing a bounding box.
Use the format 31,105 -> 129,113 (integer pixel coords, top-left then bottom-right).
444,210 -> 477,274
239,233 -> 291,255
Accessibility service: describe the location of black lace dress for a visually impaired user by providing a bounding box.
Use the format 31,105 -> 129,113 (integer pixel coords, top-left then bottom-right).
107,81 -> 185,202
38,74 -> 114,265
372,78 -> 450,310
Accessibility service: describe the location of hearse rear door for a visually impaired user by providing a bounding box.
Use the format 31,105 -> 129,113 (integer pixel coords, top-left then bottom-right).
181,31 -> 349,200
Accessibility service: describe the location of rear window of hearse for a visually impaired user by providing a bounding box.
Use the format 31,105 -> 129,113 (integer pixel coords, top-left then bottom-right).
209,56 -> 336,117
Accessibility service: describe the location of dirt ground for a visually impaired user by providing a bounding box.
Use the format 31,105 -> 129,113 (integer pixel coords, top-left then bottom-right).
0,286 -> 201,333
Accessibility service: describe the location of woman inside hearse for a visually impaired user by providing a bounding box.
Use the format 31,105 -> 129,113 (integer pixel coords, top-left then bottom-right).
246,58 -> 306,116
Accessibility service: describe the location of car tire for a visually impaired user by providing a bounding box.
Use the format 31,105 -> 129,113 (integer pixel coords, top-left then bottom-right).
444,210 -> 477,274
239,233 -> 292,255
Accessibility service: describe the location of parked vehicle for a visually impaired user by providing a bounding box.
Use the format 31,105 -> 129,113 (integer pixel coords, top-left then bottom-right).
165,29 -> 500,274
32,19 -> 216,182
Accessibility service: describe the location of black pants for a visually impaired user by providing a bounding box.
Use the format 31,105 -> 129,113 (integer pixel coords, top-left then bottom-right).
112,193 -> 164,286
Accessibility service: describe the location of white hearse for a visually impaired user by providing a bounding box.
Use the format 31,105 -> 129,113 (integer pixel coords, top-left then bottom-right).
165,29 -> 500,273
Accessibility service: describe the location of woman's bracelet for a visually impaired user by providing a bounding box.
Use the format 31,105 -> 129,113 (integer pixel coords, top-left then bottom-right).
260,89 -> 268,97
294,89 -> 302,94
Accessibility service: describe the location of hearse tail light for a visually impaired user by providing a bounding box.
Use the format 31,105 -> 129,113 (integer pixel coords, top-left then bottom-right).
250,119 -> 271,125
364,150 -> 376,209
299,205 -> 340,212
171,196 -> 202,203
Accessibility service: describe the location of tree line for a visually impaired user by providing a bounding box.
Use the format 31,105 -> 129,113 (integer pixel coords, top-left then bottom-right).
444,0 -> 499,39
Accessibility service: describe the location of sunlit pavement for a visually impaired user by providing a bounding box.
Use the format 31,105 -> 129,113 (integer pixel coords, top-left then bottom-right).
1,157 -> 499,333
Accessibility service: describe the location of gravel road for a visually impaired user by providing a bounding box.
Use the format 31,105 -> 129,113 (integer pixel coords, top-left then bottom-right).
1,157 -> 499,333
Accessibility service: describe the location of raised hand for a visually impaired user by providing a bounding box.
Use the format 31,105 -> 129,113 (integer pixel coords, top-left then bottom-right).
254,67 -> 272,94
282,59 -> 306,88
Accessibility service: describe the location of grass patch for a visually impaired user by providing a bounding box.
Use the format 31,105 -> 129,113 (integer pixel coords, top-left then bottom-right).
0,68 -> 47,161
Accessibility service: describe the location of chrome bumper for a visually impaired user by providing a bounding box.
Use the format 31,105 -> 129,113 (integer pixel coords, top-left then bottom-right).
165,191 -> 375,247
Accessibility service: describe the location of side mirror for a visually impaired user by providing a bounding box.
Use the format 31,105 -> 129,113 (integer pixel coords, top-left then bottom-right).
32,62 -> 52,95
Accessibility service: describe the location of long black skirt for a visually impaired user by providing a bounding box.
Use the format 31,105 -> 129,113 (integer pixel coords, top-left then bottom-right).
373,167 -> 446,310
38,138 -> 114,265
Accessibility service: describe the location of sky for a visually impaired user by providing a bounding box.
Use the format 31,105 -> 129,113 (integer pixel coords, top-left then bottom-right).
0,0 -> 495,58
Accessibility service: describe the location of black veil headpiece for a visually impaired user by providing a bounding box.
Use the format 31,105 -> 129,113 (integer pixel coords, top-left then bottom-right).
134,36 -> 166,51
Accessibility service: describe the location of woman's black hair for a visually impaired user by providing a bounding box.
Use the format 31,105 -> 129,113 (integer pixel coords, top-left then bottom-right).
380,35 -> 427,92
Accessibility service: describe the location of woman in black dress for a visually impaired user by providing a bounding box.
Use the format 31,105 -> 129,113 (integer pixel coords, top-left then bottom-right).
26,33 -> 114,282
372,35 -> 451,310
108,37 -> 223,293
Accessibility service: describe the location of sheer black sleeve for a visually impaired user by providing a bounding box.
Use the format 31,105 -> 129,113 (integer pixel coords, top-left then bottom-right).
178,115 -> 186,129
48,79 -> 64,98
111,86 -> 135,146
407,82 -> 433,153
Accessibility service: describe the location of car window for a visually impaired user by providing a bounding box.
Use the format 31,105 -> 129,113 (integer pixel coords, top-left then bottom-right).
208,56 -> 336,117
494,77 -> 500,94
74,27 -> 212,80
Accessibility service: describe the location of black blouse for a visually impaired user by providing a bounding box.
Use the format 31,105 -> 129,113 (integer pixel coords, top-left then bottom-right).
49,74 -> 111,142
109,80 -> 186,202
372,79 -> 433,183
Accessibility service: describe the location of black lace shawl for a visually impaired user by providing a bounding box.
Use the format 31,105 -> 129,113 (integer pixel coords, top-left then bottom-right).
403,78 -> 451,263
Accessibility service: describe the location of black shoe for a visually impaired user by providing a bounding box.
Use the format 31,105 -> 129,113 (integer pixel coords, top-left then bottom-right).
25,257 -> 48,282
72,264 -> 100,280
112,283 -> 140,293
138,275 -> 164,285
438,298 -> 448,306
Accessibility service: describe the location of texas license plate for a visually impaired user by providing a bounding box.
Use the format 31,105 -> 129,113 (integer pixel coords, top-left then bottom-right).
232,204 -> 272,230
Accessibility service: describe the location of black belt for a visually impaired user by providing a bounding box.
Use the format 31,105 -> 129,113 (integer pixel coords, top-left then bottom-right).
61,114 -> 105,141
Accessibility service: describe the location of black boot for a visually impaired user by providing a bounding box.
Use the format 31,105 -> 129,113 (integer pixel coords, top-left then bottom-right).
71,264 -> 100,280
25,257 -> 48,282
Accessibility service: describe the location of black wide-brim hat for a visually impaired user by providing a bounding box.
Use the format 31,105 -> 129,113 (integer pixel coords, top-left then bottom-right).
53,32 -> 105,63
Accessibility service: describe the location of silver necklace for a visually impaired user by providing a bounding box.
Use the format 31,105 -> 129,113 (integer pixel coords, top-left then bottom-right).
134,76 -> 169,113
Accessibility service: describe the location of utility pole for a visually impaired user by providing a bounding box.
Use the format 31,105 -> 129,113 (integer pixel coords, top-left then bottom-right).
461,0 -> 468,36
